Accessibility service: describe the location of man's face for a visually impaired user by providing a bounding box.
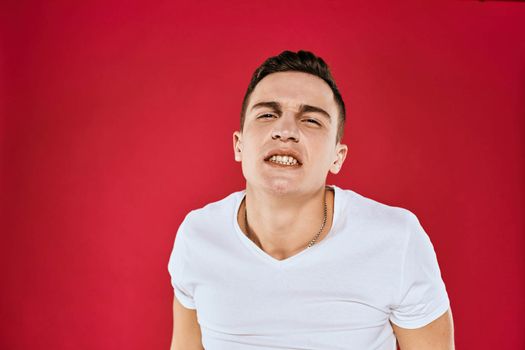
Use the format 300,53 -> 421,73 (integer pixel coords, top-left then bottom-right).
233,71 -> 348,196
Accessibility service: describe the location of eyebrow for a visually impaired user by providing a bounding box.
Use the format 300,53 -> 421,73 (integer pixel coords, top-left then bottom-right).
250,101 -> 332,122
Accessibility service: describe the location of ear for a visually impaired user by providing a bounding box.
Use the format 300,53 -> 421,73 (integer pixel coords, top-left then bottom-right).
329,143 -> 348,174
233,131 -> 243,162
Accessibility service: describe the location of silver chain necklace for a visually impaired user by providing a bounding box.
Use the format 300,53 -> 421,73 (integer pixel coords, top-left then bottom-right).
243,193 -> 328,249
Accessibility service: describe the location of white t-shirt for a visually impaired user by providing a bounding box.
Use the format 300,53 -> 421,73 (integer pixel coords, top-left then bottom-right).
168,185 -> 450,350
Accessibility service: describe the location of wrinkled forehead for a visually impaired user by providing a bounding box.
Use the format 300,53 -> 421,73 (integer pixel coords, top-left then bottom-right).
247,72 -> 338,115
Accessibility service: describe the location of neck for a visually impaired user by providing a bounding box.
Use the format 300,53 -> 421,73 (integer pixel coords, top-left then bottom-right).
238,184 -> 335,260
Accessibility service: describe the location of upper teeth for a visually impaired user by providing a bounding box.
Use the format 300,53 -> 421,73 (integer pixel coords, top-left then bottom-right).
269,155 -> 298,165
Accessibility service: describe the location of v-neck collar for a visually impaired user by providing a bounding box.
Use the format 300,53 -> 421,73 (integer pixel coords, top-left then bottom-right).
232,185 -> 341,268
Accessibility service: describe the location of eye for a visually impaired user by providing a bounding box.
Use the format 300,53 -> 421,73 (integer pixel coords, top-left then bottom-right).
303,118 -> 321,126
257,113 -> 276,119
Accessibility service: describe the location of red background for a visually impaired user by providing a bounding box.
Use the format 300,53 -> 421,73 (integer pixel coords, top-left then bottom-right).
2,1 -> 524,349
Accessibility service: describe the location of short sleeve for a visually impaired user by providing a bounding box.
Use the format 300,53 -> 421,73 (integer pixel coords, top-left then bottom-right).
389,212 -> 450,329
167,217 -> 196,309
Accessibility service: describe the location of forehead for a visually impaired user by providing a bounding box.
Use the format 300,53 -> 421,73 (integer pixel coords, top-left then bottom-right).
248,71 -> 337,115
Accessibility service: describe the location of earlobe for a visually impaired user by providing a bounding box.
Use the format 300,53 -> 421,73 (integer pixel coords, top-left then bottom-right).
330,162 -> 341,174
329,157 -> 340,174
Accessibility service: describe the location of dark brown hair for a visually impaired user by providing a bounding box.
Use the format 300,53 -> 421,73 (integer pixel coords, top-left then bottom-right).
240,50 -> 346,142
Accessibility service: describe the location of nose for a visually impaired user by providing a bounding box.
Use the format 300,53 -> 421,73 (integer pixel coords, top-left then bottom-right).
271,113 -> 300,143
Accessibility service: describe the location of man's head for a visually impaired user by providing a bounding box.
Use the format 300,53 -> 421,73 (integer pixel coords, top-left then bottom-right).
240,50 -> 346,143
233,50 -> 348,195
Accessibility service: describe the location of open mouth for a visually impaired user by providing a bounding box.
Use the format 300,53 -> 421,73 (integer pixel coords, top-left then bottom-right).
265,155 -> 301,167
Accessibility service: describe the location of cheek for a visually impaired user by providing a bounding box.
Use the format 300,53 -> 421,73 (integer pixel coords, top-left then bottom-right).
241,130 -> 267,156
308,138 -> 334,157
241,142 -> 261,167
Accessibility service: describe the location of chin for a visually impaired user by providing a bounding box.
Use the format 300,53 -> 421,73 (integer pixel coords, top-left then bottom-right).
262,178 -> 302,196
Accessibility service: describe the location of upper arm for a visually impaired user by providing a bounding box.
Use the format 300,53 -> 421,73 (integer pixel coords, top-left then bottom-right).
170,296 -> 204,350
391,308 -> 455,350
168,217 -> 202,349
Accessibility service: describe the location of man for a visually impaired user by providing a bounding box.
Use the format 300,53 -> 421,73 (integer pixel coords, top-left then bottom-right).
168,50 -> 454,349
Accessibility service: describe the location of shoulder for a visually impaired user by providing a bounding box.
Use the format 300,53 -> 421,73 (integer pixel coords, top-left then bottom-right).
335,185 -> 416,227
178,189 -> 244,239
187,189 -> 243,220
